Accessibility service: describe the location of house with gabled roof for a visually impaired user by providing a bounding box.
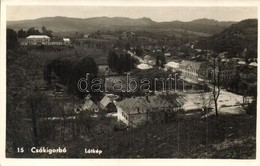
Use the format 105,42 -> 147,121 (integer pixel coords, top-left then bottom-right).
63,38 -> 70,45
99,94 -> 117,112
179,60 -> 209,81
82,99 -> 99,113
100,95 -> 112,109
116,95 -> 183,127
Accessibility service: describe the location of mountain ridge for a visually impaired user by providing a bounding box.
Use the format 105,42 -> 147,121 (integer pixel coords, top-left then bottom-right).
7,16 -> 241,35
196,19 -> 257,58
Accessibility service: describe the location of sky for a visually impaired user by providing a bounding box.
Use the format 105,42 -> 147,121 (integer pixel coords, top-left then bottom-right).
7,6 -> 257,22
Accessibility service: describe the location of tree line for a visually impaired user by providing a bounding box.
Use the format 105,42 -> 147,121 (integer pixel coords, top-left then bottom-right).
108,50 -> 138,74
6,26 -> 53,50
17,26 -> 53,38
45,56 -> 101,100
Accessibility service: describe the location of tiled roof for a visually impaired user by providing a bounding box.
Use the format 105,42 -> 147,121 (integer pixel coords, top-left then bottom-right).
179,60 -> 206,70
117,95 -> 183,115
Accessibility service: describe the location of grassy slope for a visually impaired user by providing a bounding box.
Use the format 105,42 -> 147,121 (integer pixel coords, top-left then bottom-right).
82,114 -> 256,158
16,114 -> 255,158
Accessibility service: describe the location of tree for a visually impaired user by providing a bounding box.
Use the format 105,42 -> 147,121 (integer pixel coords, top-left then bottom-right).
17,29 -> 27,38
155,54 -> 166,68
108,50 -> 137,74
26,91 -> 52,145
6,49 -> 48,149
246,96 -> 257,116
108,50 -> 118,71
209,55 -> 230,116
27,27 -> 41,36
195,83 -> 213,115
45,57 -> 99,99
135,46 -> 143,57
41,26 -> 53,37
7,28 -> 17,50
42,26 -> 47,33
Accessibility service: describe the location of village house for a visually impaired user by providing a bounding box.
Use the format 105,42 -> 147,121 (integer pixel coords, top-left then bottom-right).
144,55 -> 151,64
100,95 -> 117,112
84,34 -> 89,38
63,38 -> 71,45
165,61 -> 180,72
116,96 -> 182,128
82,98 -> 100,113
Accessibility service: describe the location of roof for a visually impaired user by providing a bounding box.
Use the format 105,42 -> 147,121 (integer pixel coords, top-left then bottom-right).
249,62 -> 257,67
137,63 -> 152,70
144,55 -> 151,59
238,61 -> 246,65
179,60 -> 206,70
83,99 -> 98,110
117,95 -> 183,115
63,38 -> 70,42
26,35 -> 50,39
100,95 -> 113,109
165,61 -> 179,69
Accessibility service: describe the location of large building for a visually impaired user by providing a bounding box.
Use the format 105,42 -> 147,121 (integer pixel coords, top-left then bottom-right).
179,60 -> 236,82
179,60 -> 209,81
26,35 -> 50,45
210,59 -> 237,81
22,35 -> 70,46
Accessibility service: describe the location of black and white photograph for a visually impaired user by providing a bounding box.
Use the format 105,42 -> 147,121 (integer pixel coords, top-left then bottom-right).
1,0 -> 259,163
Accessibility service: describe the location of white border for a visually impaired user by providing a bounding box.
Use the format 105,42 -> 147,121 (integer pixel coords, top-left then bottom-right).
1,0 -> 260,166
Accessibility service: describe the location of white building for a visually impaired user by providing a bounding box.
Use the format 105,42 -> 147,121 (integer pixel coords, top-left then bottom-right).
63,38 -> 70,45
165,61 -> 180,72
249,62 -> 257,67
26,35 -> 50,45
179,60 -> 208,80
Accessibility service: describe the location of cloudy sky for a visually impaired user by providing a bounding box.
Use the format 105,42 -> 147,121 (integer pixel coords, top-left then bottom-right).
7,6 -> 257,22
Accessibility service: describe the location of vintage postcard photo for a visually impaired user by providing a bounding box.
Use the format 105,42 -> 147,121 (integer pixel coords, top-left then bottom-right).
1,0 -> 259,164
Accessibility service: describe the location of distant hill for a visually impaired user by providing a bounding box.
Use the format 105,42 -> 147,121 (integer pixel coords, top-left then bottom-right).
196,19 -> 257,58
7,16 -> 236,36
151,18 -> 236,35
